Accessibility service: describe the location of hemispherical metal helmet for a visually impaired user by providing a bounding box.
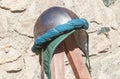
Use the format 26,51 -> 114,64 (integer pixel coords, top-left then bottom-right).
34,7 -> 79,39
34,6 -> 88,53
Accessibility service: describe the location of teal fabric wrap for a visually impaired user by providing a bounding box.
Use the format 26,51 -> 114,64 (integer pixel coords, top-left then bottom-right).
32,18 -> 89,53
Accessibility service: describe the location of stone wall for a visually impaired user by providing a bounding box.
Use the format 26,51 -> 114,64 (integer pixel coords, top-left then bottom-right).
0,0 -> 120,79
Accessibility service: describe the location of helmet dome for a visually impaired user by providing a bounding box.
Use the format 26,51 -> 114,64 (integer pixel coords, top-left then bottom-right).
34,7 -> 79,39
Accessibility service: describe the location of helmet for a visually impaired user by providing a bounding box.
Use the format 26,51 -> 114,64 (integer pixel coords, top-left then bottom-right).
34,7 -> 79,39
33,6 -> 88,53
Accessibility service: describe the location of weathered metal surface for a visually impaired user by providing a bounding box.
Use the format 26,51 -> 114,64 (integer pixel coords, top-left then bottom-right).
34,7 -> 78,39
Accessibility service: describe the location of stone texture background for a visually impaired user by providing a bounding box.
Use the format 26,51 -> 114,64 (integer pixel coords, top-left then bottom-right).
0,0 -> 120,79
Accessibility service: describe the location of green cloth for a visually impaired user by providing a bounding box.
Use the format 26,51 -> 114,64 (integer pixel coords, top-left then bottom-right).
43,30 -> 75,79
